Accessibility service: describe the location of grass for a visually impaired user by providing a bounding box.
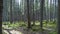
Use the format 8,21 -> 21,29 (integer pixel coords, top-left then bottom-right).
2,21 -> 57,34
49,31 -> 57,34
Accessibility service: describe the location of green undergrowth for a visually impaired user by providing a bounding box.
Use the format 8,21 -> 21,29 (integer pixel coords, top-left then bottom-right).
2,21 -> 57,34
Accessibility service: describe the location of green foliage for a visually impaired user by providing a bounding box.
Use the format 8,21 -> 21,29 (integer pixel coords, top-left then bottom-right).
31,25 -> 45,32
2,21 -> 57,34
2,21 -> 27,29
49,31 -> 57,34
2,22 -> 10,25
8,23 -> 20,28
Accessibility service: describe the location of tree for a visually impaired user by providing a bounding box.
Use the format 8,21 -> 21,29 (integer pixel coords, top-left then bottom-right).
32,0 -> 35,26
10,0 -> 13,23
27,0 -> 31,29
58,0 -> 60,34
40,0 -> 44,30
0,0 -> 3,34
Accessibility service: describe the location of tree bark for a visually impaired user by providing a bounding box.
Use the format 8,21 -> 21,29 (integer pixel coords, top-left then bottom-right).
27,0 -> 31,29
0,0 -> 3,34
32,0 -> 35,26
58,0 -> 60,34
10,0 -> 13,23
40,0 -> 44,30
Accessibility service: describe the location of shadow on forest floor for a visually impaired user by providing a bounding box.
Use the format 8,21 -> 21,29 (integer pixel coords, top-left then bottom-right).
3,27 -> 49,34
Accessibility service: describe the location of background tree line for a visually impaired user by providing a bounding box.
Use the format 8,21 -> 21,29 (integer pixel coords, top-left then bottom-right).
2,0 -> 58,22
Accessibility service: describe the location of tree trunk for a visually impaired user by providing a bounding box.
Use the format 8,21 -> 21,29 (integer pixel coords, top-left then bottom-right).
58,0 -> 60,34
27,0 -> 31,29
0,0 -> 3,34
10,0 -> 13,23
40,0 -> 44,30
32,0 -> 35,26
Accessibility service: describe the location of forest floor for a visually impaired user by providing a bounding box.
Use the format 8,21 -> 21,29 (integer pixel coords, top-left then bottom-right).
2,21 -> 57,34
3,27 -> 49,34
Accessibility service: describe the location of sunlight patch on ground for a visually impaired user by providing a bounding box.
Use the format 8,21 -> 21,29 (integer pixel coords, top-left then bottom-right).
10,30 -> 23,34
3,30 -> 23,34
3,30 -> 9,34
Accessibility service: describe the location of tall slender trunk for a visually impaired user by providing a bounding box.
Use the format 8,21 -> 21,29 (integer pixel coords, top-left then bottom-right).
32,0 -> 35,26
27,0 -> 31,29
10,0 -> 13,23
0,0 -> 3,34
45,0 -> 48,26
58,0 -> 60,34
40,0 -> 44,30
50,0 -> 52,22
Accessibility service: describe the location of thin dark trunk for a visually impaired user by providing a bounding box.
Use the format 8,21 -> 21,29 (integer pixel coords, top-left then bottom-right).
0,0 -> 3,34
32,0 -> 35,26
58,0 -> 60,34
53,0 -> 56,24
27,0 -> 31,29
50,0 -> 52,21
45,0 -> 48,27
10,0 -> 13,23
40,0 -> 44,30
